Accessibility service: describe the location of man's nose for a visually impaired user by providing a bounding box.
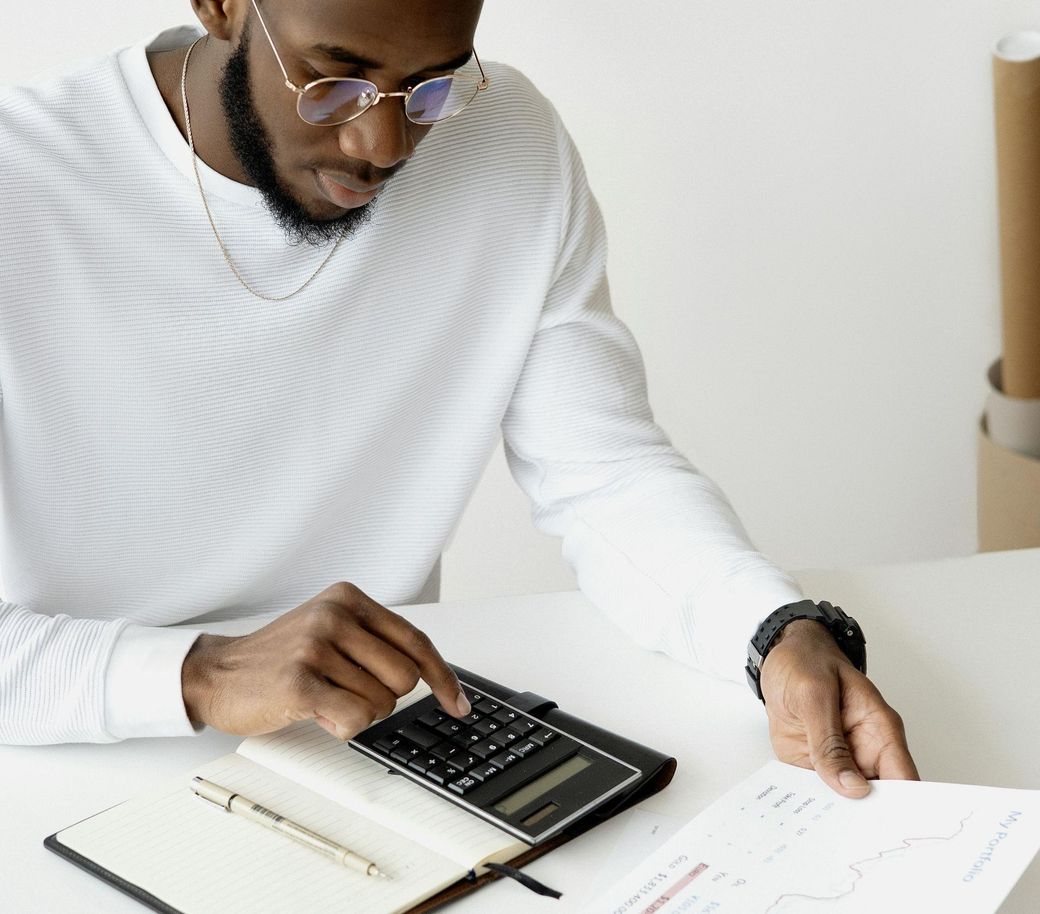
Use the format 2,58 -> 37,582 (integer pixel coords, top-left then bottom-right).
336,97 -> 415,171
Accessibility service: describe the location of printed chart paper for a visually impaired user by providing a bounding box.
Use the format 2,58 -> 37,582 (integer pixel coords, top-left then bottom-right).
581,762 -> 1040,914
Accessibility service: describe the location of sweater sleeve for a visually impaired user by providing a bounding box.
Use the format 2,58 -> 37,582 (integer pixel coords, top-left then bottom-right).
501,114 -> 804,682
0,602 -> 203,744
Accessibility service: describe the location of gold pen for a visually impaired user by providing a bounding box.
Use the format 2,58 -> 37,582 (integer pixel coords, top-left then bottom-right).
191,776 -> 389,879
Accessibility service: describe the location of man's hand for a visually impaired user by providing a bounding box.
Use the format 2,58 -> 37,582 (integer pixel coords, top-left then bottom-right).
760,619 -> 919,798
181,581 -> 470,740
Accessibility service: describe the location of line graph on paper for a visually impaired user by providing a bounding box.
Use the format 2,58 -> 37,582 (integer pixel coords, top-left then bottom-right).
760,813 -> 973,913
637,808 -> 982,914
581,763 -> 1040,914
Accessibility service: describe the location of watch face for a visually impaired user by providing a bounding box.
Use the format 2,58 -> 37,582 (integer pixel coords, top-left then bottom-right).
828,617 -> 866,673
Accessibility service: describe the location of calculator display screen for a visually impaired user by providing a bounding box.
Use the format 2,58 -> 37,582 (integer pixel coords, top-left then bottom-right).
492,754 -> 592,816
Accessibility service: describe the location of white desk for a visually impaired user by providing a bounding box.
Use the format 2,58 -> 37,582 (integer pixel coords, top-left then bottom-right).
2,549 -> 1038,912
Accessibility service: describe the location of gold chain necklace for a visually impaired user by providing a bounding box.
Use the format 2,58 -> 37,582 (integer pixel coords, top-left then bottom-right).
179,36 -> 345,302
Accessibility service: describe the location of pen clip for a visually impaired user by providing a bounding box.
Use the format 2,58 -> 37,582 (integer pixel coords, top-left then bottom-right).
193,793 -> 230,813
191,776 -> 236,812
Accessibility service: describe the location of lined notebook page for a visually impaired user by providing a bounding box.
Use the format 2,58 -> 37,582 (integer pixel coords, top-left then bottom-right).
238,683 -> 524,870
56,753 -> 463,914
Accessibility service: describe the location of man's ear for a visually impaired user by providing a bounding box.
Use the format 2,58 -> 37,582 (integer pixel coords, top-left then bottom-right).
190,0 -> 247,43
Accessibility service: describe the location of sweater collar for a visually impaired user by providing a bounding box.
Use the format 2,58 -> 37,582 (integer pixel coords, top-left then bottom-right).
117,24 -> 266,211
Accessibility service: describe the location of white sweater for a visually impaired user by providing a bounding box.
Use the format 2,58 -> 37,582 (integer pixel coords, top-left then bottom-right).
0,25 -> 802,745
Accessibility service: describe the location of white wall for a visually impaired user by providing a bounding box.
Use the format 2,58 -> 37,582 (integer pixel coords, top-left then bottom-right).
3,2 -> 1031,600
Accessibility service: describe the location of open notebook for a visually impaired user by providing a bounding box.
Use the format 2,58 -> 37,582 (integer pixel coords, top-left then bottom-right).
45,677 -> 676,914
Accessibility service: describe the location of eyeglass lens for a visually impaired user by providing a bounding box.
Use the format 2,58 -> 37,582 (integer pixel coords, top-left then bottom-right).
405,76 -> 480,124
298,61 -> 483,126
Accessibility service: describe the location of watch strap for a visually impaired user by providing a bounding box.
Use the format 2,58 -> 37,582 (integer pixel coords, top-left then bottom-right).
745,599 -> 866,701
748,599 -> 827,672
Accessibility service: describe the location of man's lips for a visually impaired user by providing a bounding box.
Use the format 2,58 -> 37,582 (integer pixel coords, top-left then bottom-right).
314,170 -> 385,208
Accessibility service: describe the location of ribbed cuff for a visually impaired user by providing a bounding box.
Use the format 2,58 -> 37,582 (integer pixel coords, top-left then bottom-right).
687,572 -> 805,683
104,623 -> 206,739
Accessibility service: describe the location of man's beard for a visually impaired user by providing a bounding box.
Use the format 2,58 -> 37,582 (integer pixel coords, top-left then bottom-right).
218,30 -> 377,247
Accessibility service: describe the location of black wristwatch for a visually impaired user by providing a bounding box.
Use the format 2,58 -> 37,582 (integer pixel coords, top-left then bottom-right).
745,599 -> 866,701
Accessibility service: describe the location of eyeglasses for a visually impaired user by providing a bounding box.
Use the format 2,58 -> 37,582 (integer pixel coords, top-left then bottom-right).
250,0 -> 490,127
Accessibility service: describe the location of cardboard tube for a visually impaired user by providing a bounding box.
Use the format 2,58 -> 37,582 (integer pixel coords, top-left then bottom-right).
985,360 -> 1040,459
978,416 -> 1040,551
994,33 -> 1040,398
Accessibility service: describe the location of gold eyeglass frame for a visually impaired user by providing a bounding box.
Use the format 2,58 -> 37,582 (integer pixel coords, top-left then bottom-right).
250,0 -> 490,127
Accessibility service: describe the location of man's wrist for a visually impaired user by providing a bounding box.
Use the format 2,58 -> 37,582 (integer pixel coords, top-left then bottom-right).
181,633 -> 230,725
746,600 -> 867,700
763,619 -> 847,668
773,618 -> 836,647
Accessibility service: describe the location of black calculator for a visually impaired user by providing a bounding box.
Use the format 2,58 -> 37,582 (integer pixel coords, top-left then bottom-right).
350,667 -> 675,846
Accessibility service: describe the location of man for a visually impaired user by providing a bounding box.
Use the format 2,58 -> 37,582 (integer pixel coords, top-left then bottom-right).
0,0 -> 916,799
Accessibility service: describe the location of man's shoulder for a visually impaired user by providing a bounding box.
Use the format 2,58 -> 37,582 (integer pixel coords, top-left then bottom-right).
474,60 -> 559,135
415,60 -> 567,191
0,52 -> 126,170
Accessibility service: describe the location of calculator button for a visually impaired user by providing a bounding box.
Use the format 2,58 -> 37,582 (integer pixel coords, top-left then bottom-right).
426,763 -> 463,786
510,719 -> 538,736
489,749 -> 521,770
473,698 -> 501,715
429,741 -> 461,762
470,739 -> 505,761
459,710 -> 484,726
435,719 -> 465,739
390,742 -> 423,765
448,774 -> 480,795
497,728 -> 520,745
408,754 -> 440,775
396,724 -> 441,750
491,708 -> 522,726
502,724 -> 533,743
473,718 -> 502,737
416,709 -> 448,729
468,763 -> 501,783
449,752 -> 477,771
453,729 -> 484,747
528,728 -> 558,747
372,734 -> 404,756
512,739 -> 540,758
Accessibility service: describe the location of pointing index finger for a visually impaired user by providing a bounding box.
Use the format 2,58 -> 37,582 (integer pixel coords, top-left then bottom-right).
355,596 -> 470,717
